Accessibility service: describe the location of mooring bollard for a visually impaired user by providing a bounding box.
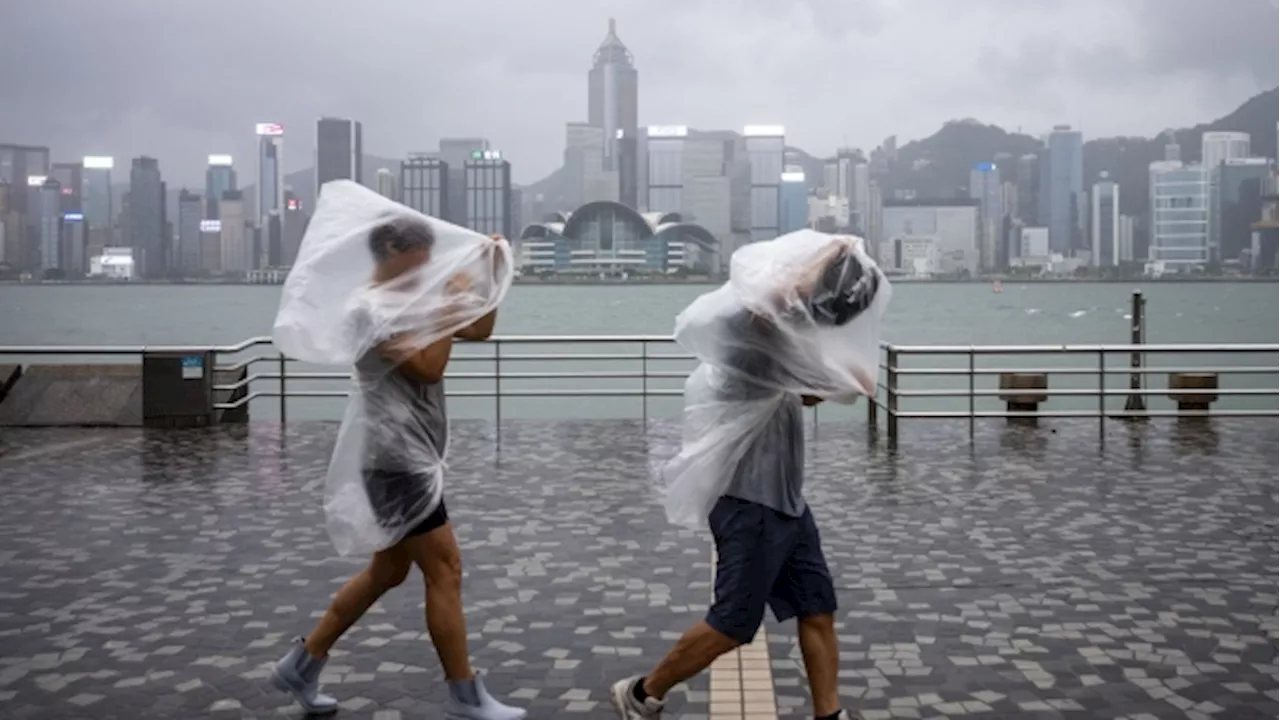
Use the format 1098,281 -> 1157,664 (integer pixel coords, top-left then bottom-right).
1168,372 -> 1219,415
999,372 -> 1049,424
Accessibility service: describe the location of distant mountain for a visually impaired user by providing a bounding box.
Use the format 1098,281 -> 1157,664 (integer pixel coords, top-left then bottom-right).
874,88 -> 1278,223
520,87 -> 1279,227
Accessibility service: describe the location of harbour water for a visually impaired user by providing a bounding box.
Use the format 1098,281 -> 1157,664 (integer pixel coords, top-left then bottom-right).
1,281 -> 1276,420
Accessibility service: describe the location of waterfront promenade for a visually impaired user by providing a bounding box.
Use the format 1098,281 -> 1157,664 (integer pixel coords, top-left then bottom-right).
0,418 -> 1276,719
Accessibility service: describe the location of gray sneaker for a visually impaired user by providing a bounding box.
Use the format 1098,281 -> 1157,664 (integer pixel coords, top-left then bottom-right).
443,673 -> 527,720
270,637 -> 338,715
609,676 -> 664,719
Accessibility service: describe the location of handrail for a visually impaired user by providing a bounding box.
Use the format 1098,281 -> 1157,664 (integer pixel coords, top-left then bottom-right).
0,337 -> 1275,445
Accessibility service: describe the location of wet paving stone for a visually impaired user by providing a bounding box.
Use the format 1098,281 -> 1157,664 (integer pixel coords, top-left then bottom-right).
0,417 -> 1275,719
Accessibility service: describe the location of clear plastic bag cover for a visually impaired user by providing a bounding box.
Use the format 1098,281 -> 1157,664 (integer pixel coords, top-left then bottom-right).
660,230 -> 891,529
272,180 -> 513,555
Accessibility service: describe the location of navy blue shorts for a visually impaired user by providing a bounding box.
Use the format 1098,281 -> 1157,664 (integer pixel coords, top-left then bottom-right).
705,496 -> 838,644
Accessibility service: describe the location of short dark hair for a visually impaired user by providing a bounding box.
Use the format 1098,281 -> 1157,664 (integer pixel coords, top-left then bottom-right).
368,217 -> 435,263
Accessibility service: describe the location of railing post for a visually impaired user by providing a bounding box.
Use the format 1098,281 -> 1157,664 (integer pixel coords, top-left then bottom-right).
968,347 -> 976,440
278,352 -> 287,424
1098,348 -> 1106,443
641,340 -> 648,422
1124,290 -> 1147,418
887,345 -> 899,451
494,339 -> 502,430
867,344 -> 879,432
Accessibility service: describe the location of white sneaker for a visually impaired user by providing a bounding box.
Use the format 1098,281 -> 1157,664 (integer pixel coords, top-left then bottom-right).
609,676 -> 664,719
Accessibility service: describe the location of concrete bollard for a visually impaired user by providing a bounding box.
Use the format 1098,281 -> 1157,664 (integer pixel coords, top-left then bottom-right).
999,372 -> 1049,424
1168,372 -> 1219,414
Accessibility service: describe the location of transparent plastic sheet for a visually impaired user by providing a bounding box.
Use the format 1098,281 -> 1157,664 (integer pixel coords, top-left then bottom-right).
272,180 -> 513,555
660,230 -> 891,529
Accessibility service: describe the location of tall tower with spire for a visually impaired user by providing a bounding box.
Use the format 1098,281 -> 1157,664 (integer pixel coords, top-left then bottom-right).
587,18 -> 638,172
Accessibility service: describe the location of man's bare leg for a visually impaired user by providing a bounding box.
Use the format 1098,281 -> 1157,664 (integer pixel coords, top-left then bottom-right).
797,613 -> 840,716
401,522 -> 526,718
641,621 -> 741,698
305,545 -> 412,657
272,545 -> 411,714
402,522 -> 472,680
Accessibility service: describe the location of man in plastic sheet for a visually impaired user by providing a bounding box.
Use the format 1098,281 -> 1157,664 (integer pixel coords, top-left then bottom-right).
611,238 -> 882,720
270,218 -> 526,720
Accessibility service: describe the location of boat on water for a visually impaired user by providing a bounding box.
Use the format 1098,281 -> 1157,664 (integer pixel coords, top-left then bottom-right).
992,280 -> 1004,293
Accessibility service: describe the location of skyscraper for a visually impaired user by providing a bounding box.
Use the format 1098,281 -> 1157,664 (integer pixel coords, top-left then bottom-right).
564,123 -> 611,207
316,117 -> 363,195
1042,125 -> 1084,254
1090,173 -> 1120,267
205,154 -> 237,220
1148,161 -> 1209,271
1201,132 -> 1250,171
969,162 -> 1003,270
256,123 -> 285,268
1015,153 -> 1039,222
129,156 -> 166,278
464,150 -> 512,239
50,162 -> 82,213
780,169 -> 808,234
218,190 -> 249,274
375,168 -> 399,201
617,130 -> 640,209
400,155 -> 449,219
0,144 -> 50,219
588,18 -> 638,174
645,125 -> 686,213
1201,132 -> 1251,260
281,191 -> 308,268
81,156 -> 113,259
61,210 -> 86,276
744,125 -> 785,243
437,138 -> 486,227
1215,157 -> 1272,262
35,178 -> 62,273
177,189 -> 203,275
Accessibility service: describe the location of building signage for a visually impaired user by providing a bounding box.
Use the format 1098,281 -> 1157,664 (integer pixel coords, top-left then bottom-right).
647,125 -> 688,137
255,122 -> 285,136
207,154 -> 233,166
82,156 -> 114,169
200,219 -> 222,233
743,125 -> 786,137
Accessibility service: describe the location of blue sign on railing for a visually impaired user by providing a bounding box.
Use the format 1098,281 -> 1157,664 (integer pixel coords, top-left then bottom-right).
181,355 -> 204,380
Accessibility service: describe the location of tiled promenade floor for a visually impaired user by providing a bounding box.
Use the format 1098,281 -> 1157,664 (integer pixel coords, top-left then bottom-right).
0,417 -> 1276,720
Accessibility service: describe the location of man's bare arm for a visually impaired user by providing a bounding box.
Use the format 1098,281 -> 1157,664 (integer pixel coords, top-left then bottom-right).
455,308 -> 498,341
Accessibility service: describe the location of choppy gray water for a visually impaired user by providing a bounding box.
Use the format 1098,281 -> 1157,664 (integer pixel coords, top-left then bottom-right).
1,281 -> 1275,420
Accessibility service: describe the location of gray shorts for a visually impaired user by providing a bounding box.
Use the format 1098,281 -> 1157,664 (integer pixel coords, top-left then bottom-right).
704,496 -> 838,644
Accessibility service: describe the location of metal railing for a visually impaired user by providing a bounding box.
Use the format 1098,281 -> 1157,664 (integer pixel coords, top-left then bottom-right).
1,337 -> 1276,443
875,342 -> 1279,447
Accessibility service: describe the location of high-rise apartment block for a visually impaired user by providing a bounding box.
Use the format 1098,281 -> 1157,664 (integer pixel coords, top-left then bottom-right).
128,156 -> 166,278
315,117 -> 363,195
400,155 -> 450,219
464,150 -> 512,239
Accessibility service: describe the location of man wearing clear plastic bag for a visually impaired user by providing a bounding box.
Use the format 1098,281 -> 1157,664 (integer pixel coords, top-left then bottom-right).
269,182 -> 525,719
610,231 -> 889,720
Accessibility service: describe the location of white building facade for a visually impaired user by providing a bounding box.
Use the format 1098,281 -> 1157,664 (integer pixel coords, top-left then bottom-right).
1148,161 -> 1209,271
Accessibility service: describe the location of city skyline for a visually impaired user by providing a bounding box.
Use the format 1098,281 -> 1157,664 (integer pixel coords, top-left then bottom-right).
2,1 -> 1276,187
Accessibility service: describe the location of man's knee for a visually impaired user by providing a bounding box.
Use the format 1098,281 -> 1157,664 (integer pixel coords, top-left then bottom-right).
705,602 -> 766,646
369,555 -> 411,592
409,527 -> 463,590
798,612 -> 835,633
424,551 -> 462,590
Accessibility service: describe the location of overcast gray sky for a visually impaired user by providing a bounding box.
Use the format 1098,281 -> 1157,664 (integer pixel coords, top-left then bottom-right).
2,0 -> 1276,186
